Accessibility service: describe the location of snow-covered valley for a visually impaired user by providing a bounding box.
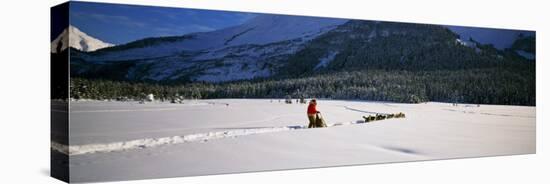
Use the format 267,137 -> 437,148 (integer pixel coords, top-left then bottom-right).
55,99 -> 535,182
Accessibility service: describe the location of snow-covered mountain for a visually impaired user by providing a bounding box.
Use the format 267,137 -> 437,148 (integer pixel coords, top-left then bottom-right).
71,14 -> 347,82
70,14 -> 535,83
81,15 -> 347,62
51,25 -> 114,53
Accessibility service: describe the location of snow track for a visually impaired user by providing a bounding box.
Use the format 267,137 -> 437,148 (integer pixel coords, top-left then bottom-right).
53,126 -> 305,156
52,119 -> 379,156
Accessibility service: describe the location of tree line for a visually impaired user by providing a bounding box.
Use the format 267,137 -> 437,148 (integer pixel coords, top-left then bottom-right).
70,68 -> 535,106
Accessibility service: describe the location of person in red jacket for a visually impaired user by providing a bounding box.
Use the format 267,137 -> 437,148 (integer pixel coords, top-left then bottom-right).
307,99 -> 320,128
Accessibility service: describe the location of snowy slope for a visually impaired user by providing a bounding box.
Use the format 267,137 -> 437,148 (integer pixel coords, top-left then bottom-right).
446,26 -> 534,50
214,14 -> 348,47
314,51 -> 339,69
51,25 -> 114,53
72,14 -> 348,82
84,14 -> 347,62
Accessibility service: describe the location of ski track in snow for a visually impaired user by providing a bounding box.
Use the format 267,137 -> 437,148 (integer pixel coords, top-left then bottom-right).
51,119 -> 381,156
52,126 -> 296,156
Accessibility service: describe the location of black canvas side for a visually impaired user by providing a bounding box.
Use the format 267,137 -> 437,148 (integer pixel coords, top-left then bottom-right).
50,2 -> 70,183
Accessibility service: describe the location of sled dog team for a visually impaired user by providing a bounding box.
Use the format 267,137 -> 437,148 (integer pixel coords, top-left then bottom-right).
306,99 -> 405,128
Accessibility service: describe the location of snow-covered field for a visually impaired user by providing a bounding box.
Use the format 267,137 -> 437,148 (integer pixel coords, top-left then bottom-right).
59,99 -> 535,182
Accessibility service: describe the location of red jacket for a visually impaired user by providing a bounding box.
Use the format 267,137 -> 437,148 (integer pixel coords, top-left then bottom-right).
307,103 -> 317,115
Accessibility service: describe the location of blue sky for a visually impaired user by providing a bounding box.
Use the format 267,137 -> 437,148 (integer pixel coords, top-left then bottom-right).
69,2 -> 256,44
